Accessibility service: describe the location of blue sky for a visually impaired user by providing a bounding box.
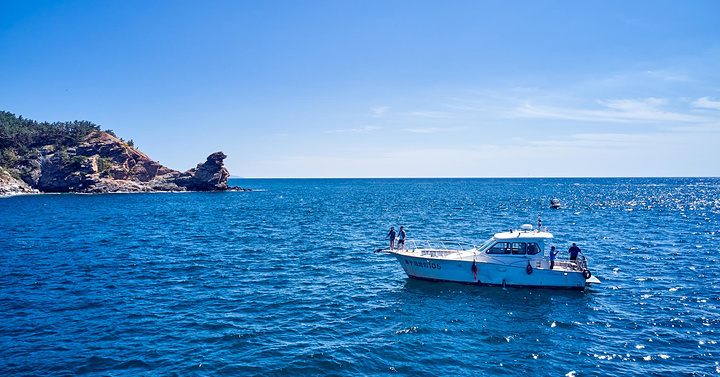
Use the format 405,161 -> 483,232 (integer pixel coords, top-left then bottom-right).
2,0 -> 719,177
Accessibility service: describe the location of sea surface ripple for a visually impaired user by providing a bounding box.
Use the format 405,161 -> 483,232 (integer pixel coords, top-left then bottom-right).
1,178 -> 719,376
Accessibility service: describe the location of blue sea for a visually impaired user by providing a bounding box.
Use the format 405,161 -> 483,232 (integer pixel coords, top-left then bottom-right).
2,178 -> 719,376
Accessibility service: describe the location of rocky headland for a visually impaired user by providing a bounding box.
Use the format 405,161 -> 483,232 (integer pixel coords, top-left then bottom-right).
0,112 -> 247,196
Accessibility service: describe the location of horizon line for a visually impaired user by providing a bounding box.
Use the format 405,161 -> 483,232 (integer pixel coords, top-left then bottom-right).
229,176 -> 719,179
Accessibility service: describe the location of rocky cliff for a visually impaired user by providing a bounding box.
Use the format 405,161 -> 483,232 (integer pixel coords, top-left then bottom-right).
0,168 -> 38,195
0,131 -> 246,195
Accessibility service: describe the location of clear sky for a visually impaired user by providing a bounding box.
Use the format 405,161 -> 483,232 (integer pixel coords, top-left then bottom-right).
2,0 -> 719,177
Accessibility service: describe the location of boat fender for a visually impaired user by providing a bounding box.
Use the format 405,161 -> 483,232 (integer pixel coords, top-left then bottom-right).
471,260 -> 478,280
583,270 -> 592,279
526,263 -> 533,275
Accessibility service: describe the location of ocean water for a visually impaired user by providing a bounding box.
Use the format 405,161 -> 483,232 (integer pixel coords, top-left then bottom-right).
1,178 -> 719,376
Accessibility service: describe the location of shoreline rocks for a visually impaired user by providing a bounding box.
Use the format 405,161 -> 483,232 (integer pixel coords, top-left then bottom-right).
0,131 -> 248,195
0,169 -> 39,196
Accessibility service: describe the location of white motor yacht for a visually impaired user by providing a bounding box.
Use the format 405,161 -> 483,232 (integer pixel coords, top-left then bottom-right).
385,224 -> 600,290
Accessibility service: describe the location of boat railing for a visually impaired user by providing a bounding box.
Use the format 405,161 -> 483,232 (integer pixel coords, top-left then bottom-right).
553,254 -> 588,271
406,239 -> 476,256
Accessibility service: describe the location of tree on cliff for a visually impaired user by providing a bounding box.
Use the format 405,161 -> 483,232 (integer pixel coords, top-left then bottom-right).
0,111 -> 101,167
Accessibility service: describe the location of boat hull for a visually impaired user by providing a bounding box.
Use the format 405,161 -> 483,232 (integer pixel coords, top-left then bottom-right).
392,252 -> 588,290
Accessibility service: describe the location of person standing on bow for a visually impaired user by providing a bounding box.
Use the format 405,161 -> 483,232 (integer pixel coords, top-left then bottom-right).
385,226 -> 396,251
569,243 -> 581,261
549,246 -> 559,269
397,226 -> 406,251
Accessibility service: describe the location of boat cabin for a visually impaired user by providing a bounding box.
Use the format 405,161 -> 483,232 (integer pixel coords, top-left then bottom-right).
478,224 -> 553,257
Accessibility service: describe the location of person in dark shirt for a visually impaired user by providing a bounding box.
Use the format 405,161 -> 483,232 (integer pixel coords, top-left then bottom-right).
549,246 -> 559,269
569,243 -> 581,261
385,227 -> 396,250
398,226 -> 406,251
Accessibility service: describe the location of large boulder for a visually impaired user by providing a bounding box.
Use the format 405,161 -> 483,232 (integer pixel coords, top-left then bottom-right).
174,151 -> 230,191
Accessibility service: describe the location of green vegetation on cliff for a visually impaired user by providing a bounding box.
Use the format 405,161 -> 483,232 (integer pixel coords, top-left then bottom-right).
0,111 -> 101,167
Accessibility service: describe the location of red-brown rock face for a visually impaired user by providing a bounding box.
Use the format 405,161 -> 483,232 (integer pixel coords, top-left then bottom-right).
6,131 -> 242,193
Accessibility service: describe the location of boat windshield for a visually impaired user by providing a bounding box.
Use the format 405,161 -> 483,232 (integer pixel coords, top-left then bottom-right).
477,237 -> 495,251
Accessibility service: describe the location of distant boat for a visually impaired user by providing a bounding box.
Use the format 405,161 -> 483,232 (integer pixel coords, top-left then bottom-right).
383,224 -> 600,290
550,199 -> 561,209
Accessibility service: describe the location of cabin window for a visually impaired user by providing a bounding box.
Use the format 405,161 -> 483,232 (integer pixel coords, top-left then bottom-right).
487,242 -> 511,254
511,242 -> 526,255
526,242 -> 541,255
